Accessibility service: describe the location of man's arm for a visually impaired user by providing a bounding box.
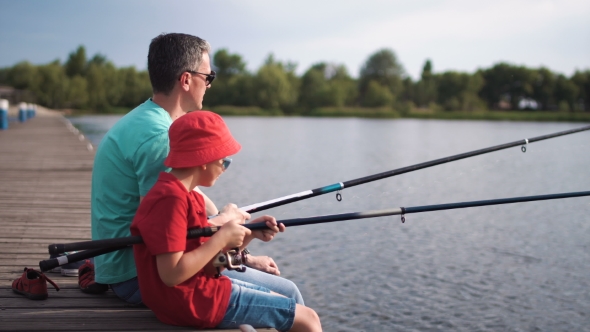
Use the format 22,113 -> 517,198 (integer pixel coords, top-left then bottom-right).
244,255 -> 281,276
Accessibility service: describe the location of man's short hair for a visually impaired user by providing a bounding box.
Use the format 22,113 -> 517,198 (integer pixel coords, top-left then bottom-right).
148,33 -> 211,95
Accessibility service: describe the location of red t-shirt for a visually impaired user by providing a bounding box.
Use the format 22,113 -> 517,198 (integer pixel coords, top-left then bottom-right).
130,172 -> 231,328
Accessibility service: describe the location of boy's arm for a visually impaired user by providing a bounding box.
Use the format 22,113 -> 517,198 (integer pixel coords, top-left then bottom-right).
207,203 -> 249,227
193,187 -> 219,216
155,220 -> 250,287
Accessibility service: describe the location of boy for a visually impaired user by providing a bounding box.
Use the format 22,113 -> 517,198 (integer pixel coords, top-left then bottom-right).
130,111 -> 321,331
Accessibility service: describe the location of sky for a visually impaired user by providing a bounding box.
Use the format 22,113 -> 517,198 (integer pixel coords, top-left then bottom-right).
0,0 -> 589,80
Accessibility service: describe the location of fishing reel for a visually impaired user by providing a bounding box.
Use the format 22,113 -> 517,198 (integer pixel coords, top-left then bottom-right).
213,248 -> 246,278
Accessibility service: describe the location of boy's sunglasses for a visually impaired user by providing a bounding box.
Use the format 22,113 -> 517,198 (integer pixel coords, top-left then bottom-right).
222,158 -> 232,170
185,70 -> 216,85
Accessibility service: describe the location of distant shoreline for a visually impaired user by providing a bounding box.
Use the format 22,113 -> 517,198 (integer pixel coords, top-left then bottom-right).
65,106 -> 590,123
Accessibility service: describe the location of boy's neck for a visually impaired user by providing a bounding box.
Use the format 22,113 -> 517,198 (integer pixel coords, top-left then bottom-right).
169,168 -> 201,192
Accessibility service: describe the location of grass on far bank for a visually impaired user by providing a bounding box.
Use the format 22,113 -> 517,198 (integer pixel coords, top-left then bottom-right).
405,109 -> 590,122
211,105 -> 590,122
211,105 -> 402,118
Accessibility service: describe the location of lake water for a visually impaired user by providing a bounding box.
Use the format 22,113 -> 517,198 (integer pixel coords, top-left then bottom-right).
68,115 -> 590,331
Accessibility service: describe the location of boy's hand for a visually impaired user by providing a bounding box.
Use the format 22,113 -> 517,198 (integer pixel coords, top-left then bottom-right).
218,219 -> 251,249
248,215 -> 284,242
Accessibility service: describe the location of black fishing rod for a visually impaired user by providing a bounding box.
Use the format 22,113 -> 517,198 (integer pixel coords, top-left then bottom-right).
238,125 -> 590,213
40,190 -> 590,272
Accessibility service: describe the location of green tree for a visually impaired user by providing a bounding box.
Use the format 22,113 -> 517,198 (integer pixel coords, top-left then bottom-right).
64,75 -> 89,108
213,49 -> 247,77
6,61 -> 37,90
571,70 -> 590,111
554,74 -> 579,112
254,54 -> 299,112
362,80 -> 394,107
33,61 -> 68,108
65,46 -> 87,78
530,67 -> 557,110
298,62 -> 356,110
359,49 -> 405,105
88,53 -> 108,67
479,63 -> 536,110
436,71 -> 485,111
0,67 -> 9,85
207,49 -> 251,107
414,59 -> 437,107
327,64 -> 357,107
85,63 -> 109,110
299,64 -> 331,110
118,67 -> 152,107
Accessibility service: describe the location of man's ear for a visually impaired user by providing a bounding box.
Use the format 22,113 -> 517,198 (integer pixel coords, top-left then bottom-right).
179,72 -> 191,91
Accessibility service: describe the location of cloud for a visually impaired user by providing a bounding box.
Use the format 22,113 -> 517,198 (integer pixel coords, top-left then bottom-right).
262,0 -> 589,78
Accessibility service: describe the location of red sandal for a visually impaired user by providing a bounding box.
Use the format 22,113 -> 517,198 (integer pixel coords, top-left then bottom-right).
12,267 -> 60,300
78,260 -> 109,294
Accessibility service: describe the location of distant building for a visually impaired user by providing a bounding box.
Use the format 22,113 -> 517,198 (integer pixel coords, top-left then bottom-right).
0,86 -> 34,104
497,100 -> 511,110
518,98 -> 539,110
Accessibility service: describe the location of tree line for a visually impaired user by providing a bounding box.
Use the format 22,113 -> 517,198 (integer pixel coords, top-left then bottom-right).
0,45 -> 588,114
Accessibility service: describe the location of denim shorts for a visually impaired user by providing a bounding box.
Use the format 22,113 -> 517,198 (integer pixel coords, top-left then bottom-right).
110,276 -> 143,305
217,278 -> 296,332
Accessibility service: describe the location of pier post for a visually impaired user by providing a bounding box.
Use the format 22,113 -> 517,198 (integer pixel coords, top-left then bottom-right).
27,103 -> 34,119
0,99 -> 8,130
18,102 -> 27,122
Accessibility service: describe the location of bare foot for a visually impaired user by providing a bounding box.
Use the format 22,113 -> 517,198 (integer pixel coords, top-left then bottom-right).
239,324 -> 257,332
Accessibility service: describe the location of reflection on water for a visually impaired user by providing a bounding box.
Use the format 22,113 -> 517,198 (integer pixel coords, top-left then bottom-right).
68,115 -> 590,331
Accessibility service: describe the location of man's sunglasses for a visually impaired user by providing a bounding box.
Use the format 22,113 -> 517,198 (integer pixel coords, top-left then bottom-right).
222,158 -> 232,170
186,70 -> 216,85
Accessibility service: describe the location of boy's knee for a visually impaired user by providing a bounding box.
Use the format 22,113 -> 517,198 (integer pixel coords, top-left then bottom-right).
292,305 -> 321,331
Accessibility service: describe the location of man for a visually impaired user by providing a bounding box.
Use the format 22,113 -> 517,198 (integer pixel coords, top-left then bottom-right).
89,33 -> 303,305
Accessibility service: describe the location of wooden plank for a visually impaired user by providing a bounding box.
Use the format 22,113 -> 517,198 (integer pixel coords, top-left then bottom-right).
0,112 -> 277,331
0,309 -> 218,331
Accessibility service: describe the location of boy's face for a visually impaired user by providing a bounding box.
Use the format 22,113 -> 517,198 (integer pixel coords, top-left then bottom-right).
200,157 -> 228,187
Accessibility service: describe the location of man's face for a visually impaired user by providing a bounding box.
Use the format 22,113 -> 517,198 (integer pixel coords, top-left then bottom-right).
192,52 -> 212,110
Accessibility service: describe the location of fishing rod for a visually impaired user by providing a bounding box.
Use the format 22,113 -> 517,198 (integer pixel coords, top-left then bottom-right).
43,125 -> 590,259
40,190 -> 590,272
238,125 -> 590,213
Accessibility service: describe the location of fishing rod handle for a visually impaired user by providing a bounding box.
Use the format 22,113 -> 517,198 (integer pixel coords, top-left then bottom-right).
39,246 -> 128,272
48,236 -> 144,255
47,226 -> 221,255
187,226 -> 218,238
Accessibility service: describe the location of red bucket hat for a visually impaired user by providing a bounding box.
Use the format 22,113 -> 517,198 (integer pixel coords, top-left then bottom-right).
164,111 -> 241,168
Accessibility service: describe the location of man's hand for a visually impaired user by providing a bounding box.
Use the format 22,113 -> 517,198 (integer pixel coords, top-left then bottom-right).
245,255 -> 281,276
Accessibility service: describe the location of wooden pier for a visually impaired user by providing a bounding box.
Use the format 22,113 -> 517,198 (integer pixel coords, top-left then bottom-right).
0,110 -> 272,331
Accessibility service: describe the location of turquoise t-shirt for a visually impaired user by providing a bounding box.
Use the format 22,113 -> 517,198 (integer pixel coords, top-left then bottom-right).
91,99 -> 172,284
